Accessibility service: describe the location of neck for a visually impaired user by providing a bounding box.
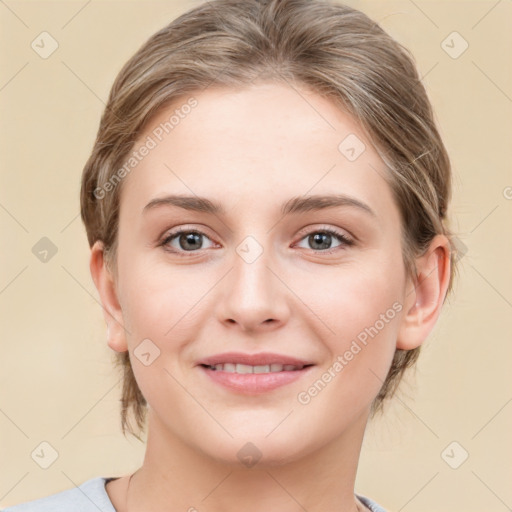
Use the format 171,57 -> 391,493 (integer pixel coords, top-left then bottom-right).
125,408 -> 370,512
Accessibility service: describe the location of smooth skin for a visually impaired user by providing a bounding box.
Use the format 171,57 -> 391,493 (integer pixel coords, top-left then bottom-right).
90,81 -> 451,512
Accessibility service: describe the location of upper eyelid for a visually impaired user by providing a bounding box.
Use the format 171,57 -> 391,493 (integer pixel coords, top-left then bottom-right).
162,225 -> 352,249
295,224 -> 352,240
163,227 -> 216,244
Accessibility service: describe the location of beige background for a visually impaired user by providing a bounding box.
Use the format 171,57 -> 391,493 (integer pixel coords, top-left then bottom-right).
1,1 -> 511,511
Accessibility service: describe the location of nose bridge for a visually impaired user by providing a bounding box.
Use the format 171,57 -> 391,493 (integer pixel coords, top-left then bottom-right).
217,234 -> 289,330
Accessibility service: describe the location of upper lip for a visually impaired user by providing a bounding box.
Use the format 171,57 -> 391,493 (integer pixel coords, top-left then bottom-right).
198,352 -> 314,367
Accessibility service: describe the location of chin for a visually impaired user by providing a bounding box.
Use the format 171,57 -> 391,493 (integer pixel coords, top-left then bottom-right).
196,426 -> 319,469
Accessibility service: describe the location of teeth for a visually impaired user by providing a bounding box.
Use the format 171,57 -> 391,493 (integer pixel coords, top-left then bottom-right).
253,365 -> 270,373
207,363 -> 303,373
223,363 -> 236,373
236,363 -> 253,374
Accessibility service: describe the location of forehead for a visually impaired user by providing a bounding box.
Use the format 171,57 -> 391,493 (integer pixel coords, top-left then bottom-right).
119,81 -> 398,224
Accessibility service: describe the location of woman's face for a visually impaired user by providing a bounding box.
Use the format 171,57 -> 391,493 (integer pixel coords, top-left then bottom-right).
107,82 -> 415,464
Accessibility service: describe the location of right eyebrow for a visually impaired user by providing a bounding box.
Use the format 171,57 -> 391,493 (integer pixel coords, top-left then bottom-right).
143,195 -> 226,215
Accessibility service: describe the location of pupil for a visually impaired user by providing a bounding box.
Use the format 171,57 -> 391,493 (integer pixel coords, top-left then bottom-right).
310,232 -> 331,250
180,233 -> 202,251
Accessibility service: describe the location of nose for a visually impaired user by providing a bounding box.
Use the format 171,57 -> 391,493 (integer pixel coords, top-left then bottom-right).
215,241 -> 291,333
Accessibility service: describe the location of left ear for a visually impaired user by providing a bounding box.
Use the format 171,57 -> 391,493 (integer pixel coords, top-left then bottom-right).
396,234 -> 451,350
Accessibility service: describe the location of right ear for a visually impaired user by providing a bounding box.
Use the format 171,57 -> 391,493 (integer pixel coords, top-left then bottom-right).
89,240 -> 128,353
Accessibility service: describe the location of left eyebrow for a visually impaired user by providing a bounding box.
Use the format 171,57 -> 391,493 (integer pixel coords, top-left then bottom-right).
281,194 -> 376,218
142,193 -> 376,218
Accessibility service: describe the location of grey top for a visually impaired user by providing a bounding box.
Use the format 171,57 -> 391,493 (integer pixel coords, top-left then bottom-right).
2,477 -> 388,512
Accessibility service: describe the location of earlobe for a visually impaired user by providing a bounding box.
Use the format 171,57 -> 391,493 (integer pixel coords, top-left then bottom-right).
89,241 -> 128,353
396,234 -> 451,350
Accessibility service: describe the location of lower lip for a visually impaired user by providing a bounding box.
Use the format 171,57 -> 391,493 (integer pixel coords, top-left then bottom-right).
199,365 -> 314,394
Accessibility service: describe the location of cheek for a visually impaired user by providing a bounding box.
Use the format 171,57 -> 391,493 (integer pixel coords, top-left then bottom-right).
117,248 -> 202,338
296,254 -> 405,392
299,254 -> 404,339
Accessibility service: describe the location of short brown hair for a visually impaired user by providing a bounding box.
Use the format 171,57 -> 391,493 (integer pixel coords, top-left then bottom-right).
81,0 -> 458,438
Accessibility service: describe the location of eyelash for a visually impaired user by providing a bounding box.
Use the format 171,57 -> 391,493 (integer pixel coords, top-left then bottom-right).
159,226 -> 354,257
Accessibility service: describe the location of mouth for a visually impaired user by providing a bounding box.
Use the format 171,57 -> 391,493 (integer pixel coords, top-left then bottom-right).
197,352 -> 315,394
200,363 -> 311,373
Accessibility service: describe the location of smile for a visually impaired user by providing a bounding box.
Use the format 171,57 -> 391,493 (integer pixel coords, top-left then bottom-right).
203,363 -> 307,373
199,362 -> 314,394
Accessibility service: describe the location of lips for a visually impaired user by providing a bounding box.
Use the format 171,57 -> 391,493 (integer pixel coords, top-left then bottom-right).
197,352 -> 315,394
